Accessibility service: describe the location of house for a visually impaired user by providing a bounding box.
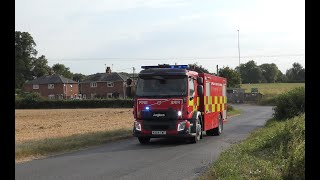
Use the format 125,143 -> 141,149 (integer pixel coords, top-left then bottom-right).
80,67 -> 129,99
23,74 -> 79,99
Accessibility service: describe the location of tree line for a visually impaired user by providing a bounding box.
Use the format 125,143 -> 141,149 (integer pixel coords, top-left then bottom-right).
189,60 -> 305,88
15,31 -> 86,88
16,31 -> 305,89
222,60 -> 304,87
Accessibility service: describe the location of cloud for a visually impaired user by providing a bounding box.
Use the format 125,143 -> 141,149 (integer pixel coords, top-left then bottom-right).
16,0 -> 305,75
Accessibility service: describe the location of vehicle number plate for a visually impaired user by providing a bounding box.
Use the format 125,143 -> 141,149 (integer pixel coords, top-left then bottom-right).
152,131 -> 166,135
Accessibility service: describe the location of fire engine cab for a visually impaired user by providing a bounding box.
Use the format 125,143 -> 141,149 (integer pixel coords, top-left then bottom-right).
133,64 -> 227,144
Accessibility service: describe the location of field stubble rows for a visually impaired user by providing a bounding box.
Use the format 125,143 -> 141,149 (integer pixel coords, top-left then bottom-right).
15,108 -> 134,144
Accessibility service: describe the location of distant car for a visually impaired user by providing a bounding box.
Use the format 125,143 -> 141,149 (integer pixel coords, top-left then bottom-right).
72,95 -> 82,100
251,88 -> 259,93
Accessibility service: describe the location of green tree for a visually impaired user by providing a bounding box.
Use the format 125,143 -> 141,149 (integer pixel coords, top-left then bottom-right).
259,63 -> 279,83
286,63 -> 305,82
15,31 -> 38,88
52,63 -> 73,79
275,70 -> 287,82
32,55 -> 51,78
236,60 -> 263,83
188,63 -> 210,74
72,73 -> 86,82
218,66 -> 240,87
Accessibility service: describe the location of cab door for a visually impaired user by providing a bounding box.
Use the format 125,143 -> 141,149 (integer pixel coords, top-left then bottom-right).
188,77 -> 197,116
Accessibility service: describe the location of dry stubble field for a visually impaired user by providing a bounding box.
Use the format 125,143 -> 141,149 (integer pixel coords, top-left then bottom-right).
15,108 -> 133,144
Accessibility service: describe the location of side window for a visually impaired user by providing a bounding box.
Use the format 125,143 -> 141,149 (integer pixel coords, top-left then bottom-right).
33,84 -> 39,89
48,84 -> 54,89
189,78 -> 195,96
206,82 -> 210,96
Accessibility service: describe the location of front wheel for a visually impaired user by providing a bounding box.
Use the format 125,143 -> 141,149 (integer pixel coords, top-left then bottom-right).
138,137 -> 150,144
189,118 -> 201,143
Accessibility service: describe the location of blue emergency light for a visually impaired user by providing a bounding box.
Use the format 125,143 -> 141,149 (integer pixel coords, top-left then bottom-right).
141,64 -> 189,69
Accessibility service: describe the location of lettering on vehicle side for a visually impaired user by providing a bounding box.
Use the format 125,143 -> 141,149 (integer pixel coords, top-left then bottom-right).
139,101 -> 148,104
171,100 -> 181,104
153,113 -> 165,117
211,82 -> 223,86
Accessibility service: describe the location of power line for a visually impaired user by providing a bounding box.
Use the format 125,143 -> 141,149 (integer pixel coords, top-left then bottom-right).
48,54 -> 305,62
115,67 -> 133,71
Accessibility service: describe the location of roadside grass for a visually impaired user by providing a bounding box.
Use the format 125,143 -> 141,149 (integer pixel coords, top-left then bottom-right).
200,114 -> 305,180
241,83 -> 304,105
16,128 -> 132,163
227,107 -> 241,117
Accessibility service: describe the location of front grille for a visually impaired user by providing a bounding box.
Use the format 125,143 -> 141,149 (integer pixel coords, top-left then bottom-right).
141,109 -> 178,121
143,121 -> 176,131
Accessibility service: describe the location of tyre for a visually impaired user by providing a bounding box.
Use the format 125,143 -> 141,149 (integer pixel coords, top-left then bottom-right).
213,114 -> 223,136
190,118 -> 202,143
138,137 -> 150,144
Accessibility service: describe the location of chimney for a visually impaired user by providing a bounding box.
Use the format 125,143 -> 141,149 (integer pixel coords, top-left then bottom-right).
49,69 -> 54,75
106,66 -> 111,74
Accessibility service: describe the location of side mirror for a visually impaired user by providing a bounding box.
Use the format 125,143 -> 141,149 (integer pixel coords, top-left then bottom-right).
197,77 -> 203,85
197,85 -> 203,96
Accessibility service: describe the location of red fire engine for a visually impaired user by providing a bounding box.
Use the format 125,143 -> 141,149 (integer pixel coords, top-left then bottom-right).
133,64 -> 227,144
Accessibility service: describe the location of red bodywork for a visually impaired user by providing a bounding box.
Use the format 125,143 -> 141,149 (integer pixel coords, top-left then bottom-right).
133,67 -> 227,139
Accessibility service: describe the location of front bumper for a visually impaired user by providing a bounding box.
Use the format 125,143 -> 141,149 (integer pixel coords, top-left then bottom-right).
132,129 -> 196,138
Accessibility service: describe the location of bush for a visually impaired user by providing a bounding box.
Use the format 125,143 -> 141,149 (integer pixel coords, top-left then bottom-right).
227,104 -> 234,112
24,92 -> 45,101
273,87 -> 305,120
15,88 -> 23,95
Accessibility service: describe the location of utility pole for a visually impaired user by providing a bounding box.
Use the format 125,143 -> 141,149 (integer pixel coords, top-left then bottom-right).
133,67 -> 135,81
237,29 -> 241,85
216,65 -> 219,76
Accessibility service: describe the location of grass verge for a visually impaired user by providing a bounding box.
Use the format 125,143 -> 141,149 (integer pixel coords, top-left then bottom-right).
200,114 -> 305,180
16,128 -> 132,163
227,108 -> 241,117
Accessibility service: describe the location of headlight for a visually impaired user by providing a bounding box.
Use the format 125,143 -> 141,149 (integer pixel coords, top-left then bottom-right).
134,121 -> 141,131
177,111 -> 182,116
177,121 -> 186,131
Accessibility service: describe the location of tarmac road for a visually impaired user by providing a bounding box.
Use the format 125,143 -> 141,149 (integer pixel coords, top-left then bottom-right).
16,104 -> 273,180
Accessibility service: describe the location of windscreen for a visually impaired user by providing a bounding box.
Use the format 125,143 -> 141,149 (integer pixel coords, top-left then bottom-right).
136,75 -> 187,97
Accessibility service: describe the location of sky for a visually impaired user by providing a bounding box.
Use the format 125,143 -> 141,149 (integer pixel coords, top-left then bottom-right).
15,0 -> 305,75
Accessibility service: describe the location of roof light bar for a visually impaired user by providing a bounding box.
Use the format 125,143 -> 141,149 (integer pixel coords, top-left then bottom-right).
141,64 -> 189,69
